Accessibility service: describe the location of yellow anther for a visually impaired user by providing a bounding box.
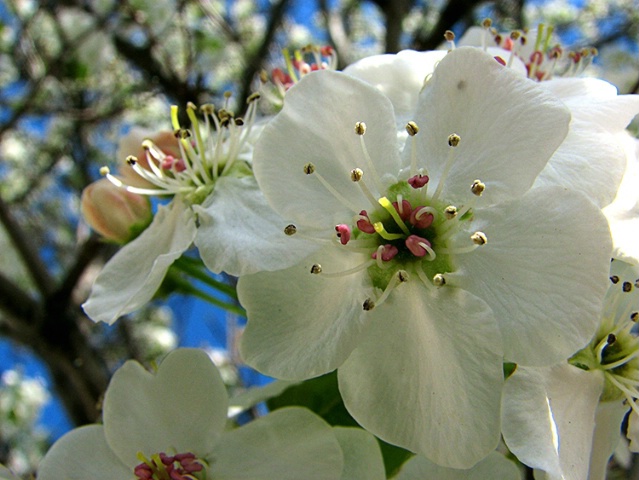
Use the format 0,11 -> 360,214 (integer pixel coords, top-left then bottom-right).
471,231 -> 488,245
406,121 -> 419,136
350,168 -> 363,182
284,224 -> 297,236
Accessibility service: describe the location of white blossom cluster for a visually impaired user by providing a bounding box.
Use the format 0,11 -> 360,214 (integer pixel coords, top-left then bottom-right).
22,23 -> 639,480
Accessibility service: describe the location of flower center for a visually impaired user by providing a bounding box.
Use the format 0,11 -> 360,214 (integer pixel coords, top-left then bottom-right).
263,45 -> 337,103
290,122 -> 489,310
102,94 -> 260,205
134,451 -> 205,480
569,264 -> 639,408
477,19 -> 597,81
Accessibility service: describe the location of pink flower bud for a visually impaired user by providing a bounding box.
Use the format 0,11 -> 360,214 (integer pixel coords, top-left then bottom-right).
81,178 -> 152,243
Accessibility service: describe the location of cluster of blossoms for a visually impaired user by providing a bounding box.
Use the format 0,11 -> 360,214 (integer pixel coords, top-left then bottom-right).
63,20 -> 639,480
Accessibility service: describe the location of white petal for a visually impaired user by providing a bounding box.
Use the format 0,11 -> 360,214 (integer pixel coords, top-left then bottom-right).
239,246 -> 372,380
210,407 -> 344,480
338,281 -> 503,469
588,401 -> 627,480
344,50 -> 447,122
604,134 -> 639,264
82,198 -> 196,324
103,348 -> 227,467
333,427 -> 386,480
411,47 -> 570,206
542,77 -> 620,100
396,451 -> 521,480
535,93 -> 639,208
458,186 -> 612,365
37,425 -> 131,480
253,69 -> 401,227
501,364 -> 604,480
193,175 -> 318,275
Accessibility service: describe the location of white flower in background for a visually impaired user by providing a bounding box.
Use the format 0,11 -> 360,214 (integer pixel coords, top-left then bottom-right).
238,47 -> 612,468
603,133 -> 639,264
351,26 -> 639,211
36,349 -> 349,480
83,97 -> 309,324
501,259 -> 639,480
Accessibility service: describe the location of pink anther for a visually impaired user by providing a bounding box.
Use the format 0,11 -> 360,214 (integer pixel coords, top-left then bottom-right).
410,207 -> 434,229
335,224 -> 352,245
405,234 -> 432,257
356,210 -> 376,234
494,56 -> 506,66
408,174 -> 429,189
371,244 -> 399,262
392,199 -> 412,221
530,51 -> 544,65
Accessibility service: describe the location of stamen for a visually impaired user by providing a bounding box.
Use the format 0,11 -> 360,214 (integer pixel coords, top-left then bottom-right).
317,259 -> 376,278
433,273 -> 446,287
354,122 -> 384,194
408,174 -> 429,189
507,31 -> 523,69
335,224 -> 351,245
471,179 -> 485,196
379,197 -> 411,236
351,168 -> 381,208
481,18 -> 492,51
284,224 -> 297,236
406,121 -> 421,177
186,103 -> 213,183
363,298 -> 375,311
444,205 -> 457,219
471,231 -> 488,245
602,348 -> 639,371
372,244 -> 399,268
406,235 -> 435,260
431,133 -> 461,203
356,210 -> 376,234
303,162 -> 360,213
368,270 -> 409,310
410,206 -> 435,228
444,30 -> 456,49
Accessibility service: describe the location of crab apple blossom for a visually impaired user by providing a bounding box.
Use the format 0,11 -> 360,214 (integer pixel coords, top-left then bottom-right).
501,259 -> 639,480
36,349 -> 352,480
238,47 -> 612,468
346,36 -> 639,211
83,97 -> 309,324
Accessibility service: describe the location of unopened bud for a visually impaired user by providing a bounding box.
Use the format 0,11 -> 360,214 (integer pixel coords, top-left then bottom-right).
81,178 -> 152,243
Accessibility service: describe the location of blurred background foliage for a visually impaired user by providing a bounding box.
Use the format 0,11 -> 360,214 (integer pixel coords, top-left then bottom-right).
0,0 -> 637,477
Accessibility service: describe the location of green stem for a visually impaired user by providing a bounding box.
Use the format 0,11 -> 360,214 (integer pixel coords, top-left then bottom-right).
172,275 -> 245,316
174,256 -> 238,300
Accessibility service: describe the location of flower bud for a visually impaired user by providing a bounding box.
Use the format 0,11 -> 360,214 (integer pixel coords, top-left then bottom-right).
81,178 -> 152,243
